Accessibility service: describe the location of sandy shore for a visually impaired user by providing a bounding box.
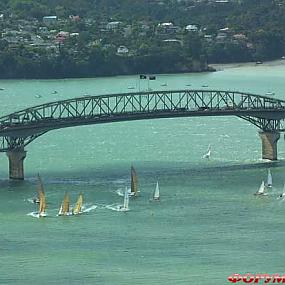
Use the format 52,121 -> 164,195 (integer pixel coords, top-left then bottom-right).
209,59 -> 285,71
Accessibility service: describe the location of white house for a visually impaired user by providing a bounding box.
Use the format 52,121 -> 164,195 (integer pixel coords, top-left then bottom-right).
185,24 -> 198,32
117,46 -> 129,55
106,21 -> 122,31
43,16 -> 57,26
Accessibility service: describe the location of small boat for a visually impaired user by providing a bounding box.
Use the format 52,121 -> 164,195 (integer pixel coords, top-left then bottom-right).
266,169 -> 272,188
202,84 -> 208,87
35,94 -> 42,98
152,181 -> 160,201
52,90 -> 58,94
130,166 -> 139,197
72,193 -> 83,215
127,86 -> 135,89
254,181 -> 267,196
58,193 -> 72,216
31,174 -> 47,217
256,61 -> 263,65
161,83 -> 167,87
0,87 -> 5,91
202,145 -> 211,159
266,92 -> 275,96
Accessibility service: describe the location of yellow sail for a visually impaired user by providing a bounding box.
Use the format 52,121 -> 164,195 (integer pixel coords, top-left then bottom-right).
38,190 -> 46,215
59,193 -> 70,215
72,193 -> 83,215
131,166 -> 138,196
37,175 -> 46,216
73,193 -> 83,215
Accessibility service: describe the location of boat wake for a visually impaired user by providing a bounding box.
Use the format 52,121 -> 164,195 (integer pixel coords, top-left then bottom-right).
27,212 -> 47,218
106,204 -> 130,212
82,205 -> 97,213
116,188 -> 139,197
116,189 -> 125,197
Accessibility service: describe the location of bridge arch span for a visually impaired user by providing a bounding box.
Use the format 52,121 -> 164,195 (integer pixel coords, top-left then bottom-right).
1,89 -> 285,179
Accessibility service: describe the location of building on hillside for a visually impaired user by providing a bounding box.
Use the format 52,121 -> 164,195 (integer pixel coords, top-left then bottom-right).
185,24 -> 198,32
43,16 -> 57,26
117,45 -> 129,55
106,21 -> 122,31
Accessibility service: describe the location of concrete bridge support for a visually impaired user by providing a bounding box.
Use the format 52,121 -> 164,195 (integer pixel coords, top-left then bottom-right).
6,148 -> 27,180
259,131 -> 280,160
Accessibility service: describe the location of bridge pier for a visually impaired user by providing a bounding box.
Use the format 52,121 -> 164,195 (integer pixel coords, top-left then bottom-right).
259,131 -> 280,160
6,148 -> 27,180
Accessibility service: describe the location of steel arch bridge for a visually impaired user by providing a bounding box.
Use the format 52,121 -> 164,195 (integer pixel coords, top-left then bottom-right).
1,89 -> 285,179
1,89 -> 285,151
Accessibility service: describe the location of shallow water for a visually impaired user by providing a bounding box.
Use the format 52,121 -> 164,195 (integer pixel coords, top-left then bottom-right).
1,63 -> 285,284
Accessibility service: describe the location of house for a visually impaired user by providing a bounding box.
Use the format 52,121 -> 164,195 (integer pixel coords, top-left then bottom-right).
157,22 -> 180,35
233,34 -> 247,41
43,16 -> 57,26
106,21 -> 122,31
163,39 -> 183,46
185,24 -> 198,32
204,34 -> 213,42
39,27 -> 49,34
216,32 -> 228,42
55,31 -> 69,43
69,15 -> 80,22
117,45 -> 129,55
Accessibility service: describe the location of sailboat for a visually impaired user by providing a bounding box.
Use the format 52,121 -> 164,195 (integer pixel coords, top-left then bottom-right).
72,193 -> 83,215
266,169 -> 272,188
254,181 -> 268,196
202,145 -> 211,159
130,166 -> 139,197
106,187 -> 130,212
152,181 -> 160,201
58,193 -> 72,216
31,174 -> 47,218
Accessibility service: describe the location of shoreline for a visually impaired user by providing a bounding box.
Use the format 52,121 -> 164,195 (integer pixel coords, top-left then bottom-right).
209,59 -> 285,71
0,60 -> 284,81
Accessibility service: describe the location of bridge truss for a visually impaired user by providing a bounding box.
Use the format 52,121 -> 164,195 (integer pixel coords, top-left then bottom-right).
1,90 -> 285,151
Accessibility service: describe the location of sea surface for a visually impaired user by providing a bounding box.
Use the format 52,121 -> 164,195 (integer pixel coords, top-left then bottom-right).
1,61 -> 285,285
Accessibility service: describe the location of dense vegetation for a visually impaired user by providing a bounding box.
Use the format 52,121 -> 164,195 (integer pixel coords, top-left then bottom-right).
0,0 -> 285,78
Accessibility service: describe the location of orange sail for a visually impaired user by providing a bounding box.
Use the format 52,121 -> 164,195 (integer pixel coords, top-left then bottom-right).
37,174 -> 46,217
58,193 -> 70,216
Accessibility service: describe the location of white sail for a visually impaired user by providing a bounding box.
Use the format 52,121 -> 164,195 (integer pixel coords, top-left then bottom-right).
267,169 -> 272,187
123,187 -> 129,210
153,181 -> 160,200
255,181 -> 266,195
202,145 -> 211,159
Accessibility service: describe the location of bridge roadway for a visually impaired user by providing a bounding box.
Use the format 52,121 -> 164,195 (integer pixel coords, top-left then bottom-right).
1,89 -> 285,179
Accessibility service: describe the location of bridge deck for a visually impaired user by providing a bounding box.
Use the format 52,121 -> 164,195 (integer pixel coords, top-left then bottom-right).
1,89 -> 285,151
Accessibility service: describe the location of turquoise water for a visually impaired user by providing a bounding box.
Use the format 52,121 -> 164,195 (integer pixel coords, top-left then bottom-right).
1,62 -> 285,284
